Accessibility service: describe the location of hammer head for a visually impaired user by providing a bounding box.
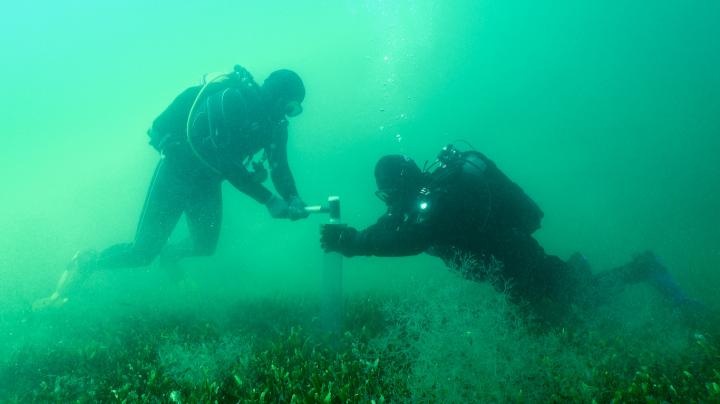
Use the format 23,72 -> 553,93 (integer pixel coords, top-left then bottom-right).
327,196 -> 341,221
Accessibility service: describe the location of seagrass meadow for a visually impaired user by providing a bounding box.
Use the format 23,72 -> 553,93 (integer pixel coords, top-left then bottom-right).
2,269 -> 720,402
1,1 -> 719,402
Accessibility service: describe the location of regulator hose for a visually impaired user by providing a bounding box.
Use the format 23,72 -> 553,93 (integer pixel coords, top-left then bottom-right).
185,71 -> 233,175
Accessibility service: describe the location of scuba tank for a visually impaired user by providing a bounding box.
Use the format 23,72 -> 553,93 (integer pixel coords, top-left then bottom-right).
186,65 -> 268,182
429,143 -> 544,235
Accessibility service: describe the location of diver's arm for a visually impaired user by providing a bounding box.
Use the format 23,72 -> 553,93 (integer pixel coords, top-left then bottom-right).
226,168 -> 274,204
354,221 -> 433,256
267,123 -> 301,200
326,214 -> 433,257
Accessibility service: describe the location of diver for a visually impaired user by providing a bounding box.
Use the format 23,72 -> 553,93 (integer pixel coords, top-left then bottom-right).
34,65 -> 310,310
320,144 -> 702,324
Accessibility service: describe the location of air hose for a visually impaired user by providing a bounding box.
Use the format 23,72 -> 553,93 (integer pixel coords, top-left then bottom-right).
185,71 -> 233,175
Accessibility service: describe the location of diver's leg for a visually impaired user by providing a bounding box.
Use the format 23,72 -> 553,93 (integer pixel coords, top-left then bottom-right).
186,179 -> 223,256
595,251 -> 692,305
591,251 -> 715,329
97,158 -> 188,269
488,231 -> 591,324
33,158 -> 191,310
160,177 -> 223,265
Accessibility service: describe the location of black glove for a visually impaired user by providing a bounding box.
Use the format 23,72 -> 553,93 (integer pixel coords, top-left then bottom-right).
265,195 -> 289,219
320,224 -> 357,255
287,196 -> 310,221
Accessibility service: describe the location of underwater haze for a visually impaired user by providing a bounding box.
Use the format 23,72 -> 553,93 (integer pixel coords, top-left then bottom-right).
1,0 -> 719,402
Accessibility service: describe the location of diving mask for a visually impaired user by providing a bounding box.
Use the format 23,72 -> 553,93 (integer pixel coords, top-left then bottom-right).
284,100 -> 303,117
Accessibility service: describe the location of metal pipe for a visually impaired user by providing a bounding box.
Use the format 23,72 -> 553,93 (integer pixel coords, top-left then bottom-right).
305,196 -> 343,333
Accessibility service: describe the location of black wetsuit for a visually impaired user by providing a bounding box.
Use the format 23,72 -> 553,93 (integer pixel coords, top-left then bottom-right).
96,77 -> 300,269
337,151 -> 695,323
336,151 -> 583,318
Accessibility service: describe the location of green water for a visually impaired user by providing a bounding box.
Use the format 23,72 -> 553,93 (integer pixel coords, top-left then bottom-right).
1,1 -> 719,401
